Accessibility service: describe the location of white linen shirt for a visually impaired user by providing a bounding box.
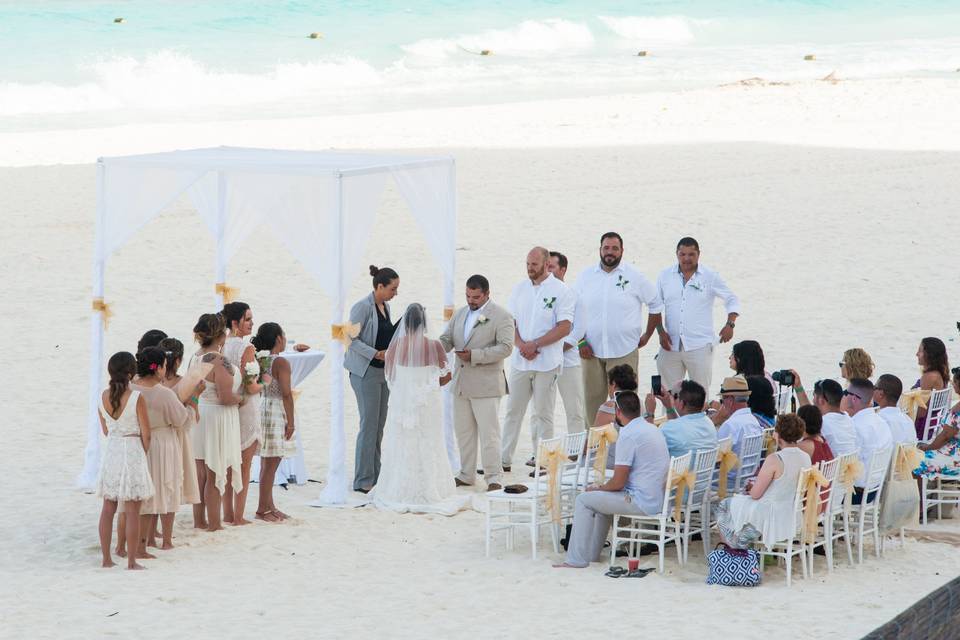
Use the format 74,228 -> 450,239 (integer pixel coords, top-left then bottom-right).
508,273 -> 575,372
657,263 -> 741,352
852,407 -> 894,487
615,416 -> 671,516
821,411 -> 857,458
562,292 -> 585,369
463,300 -> 490,344
877,406 -> 918,445
573,262 -> 663,359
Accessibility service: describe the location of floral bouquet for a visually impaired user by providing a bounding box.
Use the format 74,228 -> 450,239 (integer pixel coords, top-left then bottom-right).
243,360 -> 261,386
256,350 -> 272,383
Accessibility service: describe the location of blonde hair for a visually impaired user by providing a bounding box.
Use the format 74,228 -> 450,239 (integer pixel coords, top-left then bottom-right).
842,348 -> 874,380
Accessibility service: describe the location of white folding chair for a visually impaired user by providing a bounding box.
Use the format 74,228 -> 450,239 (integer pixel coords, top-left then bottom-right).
680,447 -> 719,562
849,446 -> 893,564
755,470 -> 808,587
734,433 -> 765,493
566,427 -> 612,493
610,452 -> 691,574
921,428 -> 960,523
704,437 -> 733,542
805,456 -> 841,574
920,387 -> 952,443
485,437 -> 562,560
824,452 -> 859,567
759,427 -> 775,463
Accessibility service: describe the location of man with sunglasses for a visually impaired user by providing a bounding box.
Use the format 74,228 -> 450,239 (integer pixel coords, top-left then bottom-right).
844,378 -> 893,501
812,378 -> 858,458
644,380 -> 717,464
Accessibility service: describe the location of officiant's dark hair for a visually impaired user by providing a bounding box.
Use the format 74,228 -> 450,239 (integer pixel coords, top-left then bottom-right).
465,274 -> 489,293
252,322 -> 283,352
221,301 -> 250,332
370,265 -> 399,289
137,329 -> 167,353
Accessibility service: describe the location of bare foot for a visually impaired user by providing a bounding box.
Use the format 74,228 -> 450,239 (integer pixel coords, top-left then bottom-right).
147,539 -> 158,548
160,542 -> 174,550
127,562 -> 146,571
274,510 -> 290,520
206,525 -> 224,533
193,520 -> 208,529
115,548 -> 127,558
256,511 -> 282,523
231,518 -> 252,526
102,559 -> 116,568
137,550 -> 157,560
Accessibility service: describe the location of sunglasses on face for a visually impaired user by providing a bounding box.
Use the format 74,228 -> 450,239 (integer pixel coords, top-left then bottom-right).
838,362 -> 845,368
843,389 -> 863,401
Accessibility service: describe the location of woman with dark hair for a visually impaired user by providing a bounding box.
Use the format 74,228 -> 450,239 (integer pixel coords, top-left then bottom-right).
344,265 -> 400,493
746,375 -> 777,428
729,340 -> 766,377
251,322 -> 296,522
132,346 -> 192,552
797,404 -> 834,466
916,369 -> 960,478
159,337 -> 203,513
594,364 -> 638,427
221,301 -> 268,525
912,337 -> 951,439
137,329 -> 167,353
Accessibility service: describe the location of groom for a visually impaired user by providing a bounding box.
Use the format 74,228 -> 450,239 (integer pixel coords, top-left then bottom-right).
439,274 -> 514,491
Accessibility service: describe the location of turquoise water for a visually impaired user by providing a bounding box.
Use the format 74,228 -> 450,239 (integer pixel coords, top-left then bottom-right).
1,1 -> 959,129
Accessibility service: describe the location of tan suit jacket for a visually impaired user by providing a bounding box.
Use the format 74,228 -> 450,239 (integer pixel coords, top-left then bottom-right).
439,301 -> 514,399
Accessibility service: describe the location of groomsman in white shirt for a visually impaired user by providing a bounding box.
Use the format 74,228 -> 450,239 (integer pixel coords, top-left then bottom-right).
574,232 -> 663,424
655,237 -> 741,394
548,250 -> 586,434
502,247 -> 575,470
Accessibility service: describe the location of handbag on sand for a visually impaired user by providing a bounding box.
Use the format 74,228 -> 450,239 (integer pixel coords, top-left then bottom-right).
706,544 -> 761,587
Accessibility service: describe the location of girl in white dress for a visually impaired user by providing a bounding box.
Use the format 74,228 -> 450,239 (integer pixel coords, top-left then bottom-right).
97,352 -> 153,570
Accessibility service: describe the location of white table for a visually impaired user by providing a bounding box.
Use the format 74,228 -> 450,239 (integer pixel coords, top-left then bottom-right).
251,348 -> 325,486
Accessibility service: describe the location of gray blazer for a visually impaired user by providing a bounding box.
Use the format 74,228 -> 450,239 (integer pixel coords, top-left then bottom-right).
343,293 -> 390,378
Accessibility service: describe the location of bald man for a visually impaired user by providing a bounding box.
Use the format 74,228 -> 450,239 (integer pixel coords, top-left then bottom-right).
501,247 -> 575,471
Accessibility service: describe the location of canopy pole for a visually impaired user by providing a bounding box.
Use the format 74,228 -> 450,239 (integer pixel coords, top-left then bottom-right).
441,160 -> 459,473
214,171 -> 227,307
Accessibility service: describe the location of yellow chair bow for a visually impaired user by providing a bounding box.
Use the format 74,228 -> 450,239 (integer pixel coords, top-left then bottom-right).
670,469 -> 696,523
215,282 -> 239,304
91,297 -> 113,330
331,322 -> 361,347
716,447 -> 740,499
588,425 -> 618,481
763,432 -> 778,458
895,446 -> 924,479
443,305 -> 454,321
900,389 -> 930,420
838,457 -> 865,518
538,443 -> 568,524
801,467 -> 829,544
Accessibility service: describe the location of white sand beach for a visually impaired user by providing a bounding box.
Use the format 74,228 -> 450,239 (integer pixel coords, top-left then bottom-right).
3,78 -> 960,638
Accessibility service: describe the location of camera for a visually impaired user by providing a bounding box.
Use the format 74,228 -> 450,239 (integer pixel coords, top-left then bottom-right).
772,369 -> 795,386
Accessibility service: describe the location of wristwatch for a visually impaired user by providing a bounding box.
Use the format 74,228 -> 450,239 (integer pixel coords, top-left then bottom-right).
726,321 -> 736,329
643,412 -> 655,420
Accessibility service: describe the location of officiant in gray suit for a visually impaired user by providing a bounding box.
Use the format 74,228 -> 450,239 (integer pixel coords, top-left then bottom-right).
344,265 -> 400,493
439,274 -> 514,491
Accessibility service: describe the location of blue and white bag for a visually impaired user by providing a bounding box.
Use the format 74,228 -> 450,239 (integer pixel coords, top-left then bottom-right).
706,544 -> 761,587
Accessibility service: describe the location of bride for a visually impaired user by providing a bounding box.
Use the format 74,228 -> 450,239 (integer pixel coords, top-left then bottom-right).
371,303 -> 470,516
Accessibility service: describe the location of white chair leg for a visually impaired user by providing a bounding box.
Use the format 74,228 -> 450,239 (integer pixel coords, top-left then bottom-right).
857,514 -> 865,565
825,523 -> 834,573
609,516 -> 618,567
485,509 -> 492,558
922,477 -> 928,525
675,522 -> 684,566
785,547 -> 793,587
550,522 -> 560,554
658,526 -> 666,574
842,511 -> 854,566
873,509 -> 881,558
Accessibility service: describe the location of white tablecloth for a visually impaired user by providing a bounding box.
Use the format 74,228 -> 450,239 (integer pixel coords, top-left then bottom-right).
252,348 -> 325,486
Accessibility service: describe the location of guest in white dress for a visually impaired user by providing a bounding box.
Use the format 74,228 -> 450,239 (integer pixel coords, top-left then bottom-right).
193,313 -> 243,532
221,301 -> 270,526
716,414 -> 811,549
159,338 -> 204,516
96,352 -> 153,570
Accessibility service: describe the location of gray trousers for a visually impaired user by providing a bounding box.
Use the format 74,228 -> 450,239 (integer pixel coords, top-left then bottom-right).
565,490 -> 650,567
350,367 -> 389,491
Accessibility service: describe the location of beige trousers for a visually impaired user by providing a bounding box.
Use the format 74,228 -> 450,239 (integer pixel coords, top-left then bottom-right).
656,344 -> 714,394
454,396 -> 503,485
581,350 -> 639,426
556,364 -> 586,433
501,367 -> 560,467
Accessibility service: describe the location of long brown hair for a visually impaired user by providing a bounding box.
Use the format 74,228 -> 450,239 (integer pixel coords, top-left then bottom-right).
921,337 -> 950,385
107,352 -> 136,415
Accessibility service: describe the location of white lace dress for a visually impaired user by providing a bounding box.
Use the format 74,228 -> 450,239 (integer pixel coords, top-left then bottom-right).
222,336 -> 262,452
371,365 -> 469,516
96,390 -> 155,503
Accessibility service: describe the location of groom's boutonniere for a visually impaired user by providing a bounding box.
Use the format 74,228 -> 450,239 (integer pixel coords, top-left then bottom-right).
475,314 -> 489,326
543,297 -> 557,309
615,274 -> 630,290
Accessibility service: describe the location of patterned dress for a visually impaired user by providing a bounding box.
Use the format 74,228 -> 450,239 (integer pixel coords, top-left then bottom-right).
96,390 -> 155,503
259,354 -> 296,458
915,412 -> 960,479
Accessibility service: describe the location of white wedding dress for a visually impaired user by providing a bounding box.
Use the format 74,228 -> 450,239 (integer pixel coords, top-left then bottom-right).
370,314 -> 470,516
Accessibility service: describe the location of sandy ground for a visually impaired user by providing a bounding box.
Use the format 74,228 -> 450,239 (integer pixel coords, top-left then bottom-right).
2,79 -> 960,639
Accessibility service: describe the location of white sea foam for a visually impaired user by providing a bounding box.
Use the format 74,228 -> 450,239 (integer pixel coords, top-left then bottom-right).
400,18 -> 595,58
597,15 -> 699,46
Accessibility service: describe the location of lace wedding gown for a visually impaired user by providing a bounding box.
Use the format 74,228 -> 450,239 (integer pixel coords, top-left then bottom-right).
371,364 -> 469,516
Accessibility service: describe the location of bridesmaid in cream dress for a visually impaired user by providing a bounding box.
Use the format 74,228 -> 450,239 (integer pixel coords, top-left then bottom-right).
132,346 -> 192,551
159,338 -> 202,511
192,313 -> 243,532
221,301 -> 269,526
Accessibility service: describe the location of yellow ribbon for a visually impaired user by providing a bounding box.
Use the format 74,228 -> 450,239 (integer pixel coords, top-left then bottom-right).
291,389 -> 302,402
588,425 -> 618,481
895,445 -> 924,479
801,467 -> 829,544
838,457 -> 865,519
330,322 -> 361,348
538,442 -> 568,524
215,282 -> 239,304
763,432 -> 778,458
716,447 -> 740,499
670,469 -> 696,523
91,297 -> 113,330
443,305 -> 454,321
900,389 -> 931,420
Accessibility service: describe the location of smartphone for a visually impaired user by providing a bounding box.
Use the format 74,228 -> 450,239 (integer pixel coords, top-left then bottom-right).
651,375 -> 662,396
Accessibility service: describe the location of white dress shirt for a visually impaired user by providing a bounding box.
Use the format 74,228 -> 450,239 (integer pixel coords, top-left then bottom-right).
821,411 -> 857,458
463,300 -> 490,344
508,273 -> 575,372
573,262 -> 663,359
852,407 -> 894,487
877,406 -> 918,445
657,263 -> 740,352
562,292 -> 585,368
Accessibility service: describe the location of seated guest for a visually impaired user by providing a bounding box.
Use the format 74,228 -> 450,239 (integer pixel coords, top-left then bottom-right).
594,364 -> 637,427
911,337 -> 951,439
844,378 -> 893,502
746,375 -> 777,428
840,347 -> 874,381
915,368 -> 960,479
811,378 -> 857,457
717,376 -> 763,486
797,404 -> 834,466
644,380 -> 717,462
874,374 -> 918,445
556,391 -> 669,568
715,414 -> 811,549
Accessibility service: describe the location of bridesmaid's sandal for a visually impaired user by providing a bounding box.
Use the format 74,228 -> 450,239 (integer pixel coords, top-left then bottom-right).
256,510 -> 281,523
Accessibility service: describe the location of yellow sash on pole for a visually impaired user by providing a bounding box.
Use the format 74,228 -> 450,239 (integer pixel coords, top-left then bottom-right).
215,282 -> 239,304
330,322 -> 361,347
717,447 -> 740,500
91,297 -> 113,330
801,467 -> 829,544
588,425 -> 618,481
443,306 -> 454,321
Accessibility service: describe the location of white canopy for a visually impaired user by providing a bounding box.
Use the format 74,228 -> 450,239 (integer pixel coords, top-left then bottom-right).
80,146 -> 457,504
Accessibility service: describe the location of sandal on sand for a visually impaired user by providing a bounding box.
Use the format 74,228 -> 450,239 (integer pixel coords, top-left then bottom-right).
255,510 -> 281,523
605,567 -> 629,578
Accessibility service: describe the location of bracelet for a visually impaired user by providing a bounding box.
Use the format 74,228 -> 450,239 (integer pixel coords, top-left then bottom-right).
666,407 -> 678,416
794,386 -> 805,393
643,412 -> 655,420
190,395 -> 199,405
577,339 -> 588,348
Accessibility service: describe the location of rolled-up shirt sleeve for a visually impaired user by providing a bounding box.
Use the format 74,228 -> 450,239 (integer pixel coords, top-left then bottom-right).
556,286 -> 576,325
712,271 -> 741,316
639,276 -> 664,315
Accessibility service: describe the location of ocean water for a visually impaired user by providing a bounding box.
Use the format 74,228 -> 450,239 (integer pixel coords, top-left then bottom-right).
1,0 -> 958,130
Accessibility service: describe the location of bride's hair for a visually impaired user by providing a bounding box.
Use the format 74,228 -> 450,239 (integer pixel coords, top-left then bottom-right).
403,303 -> 426,333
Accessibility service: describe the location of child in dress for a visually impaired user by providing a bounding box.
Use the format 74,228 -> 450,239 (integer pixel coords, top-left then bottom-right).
96,352 -> 153,570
